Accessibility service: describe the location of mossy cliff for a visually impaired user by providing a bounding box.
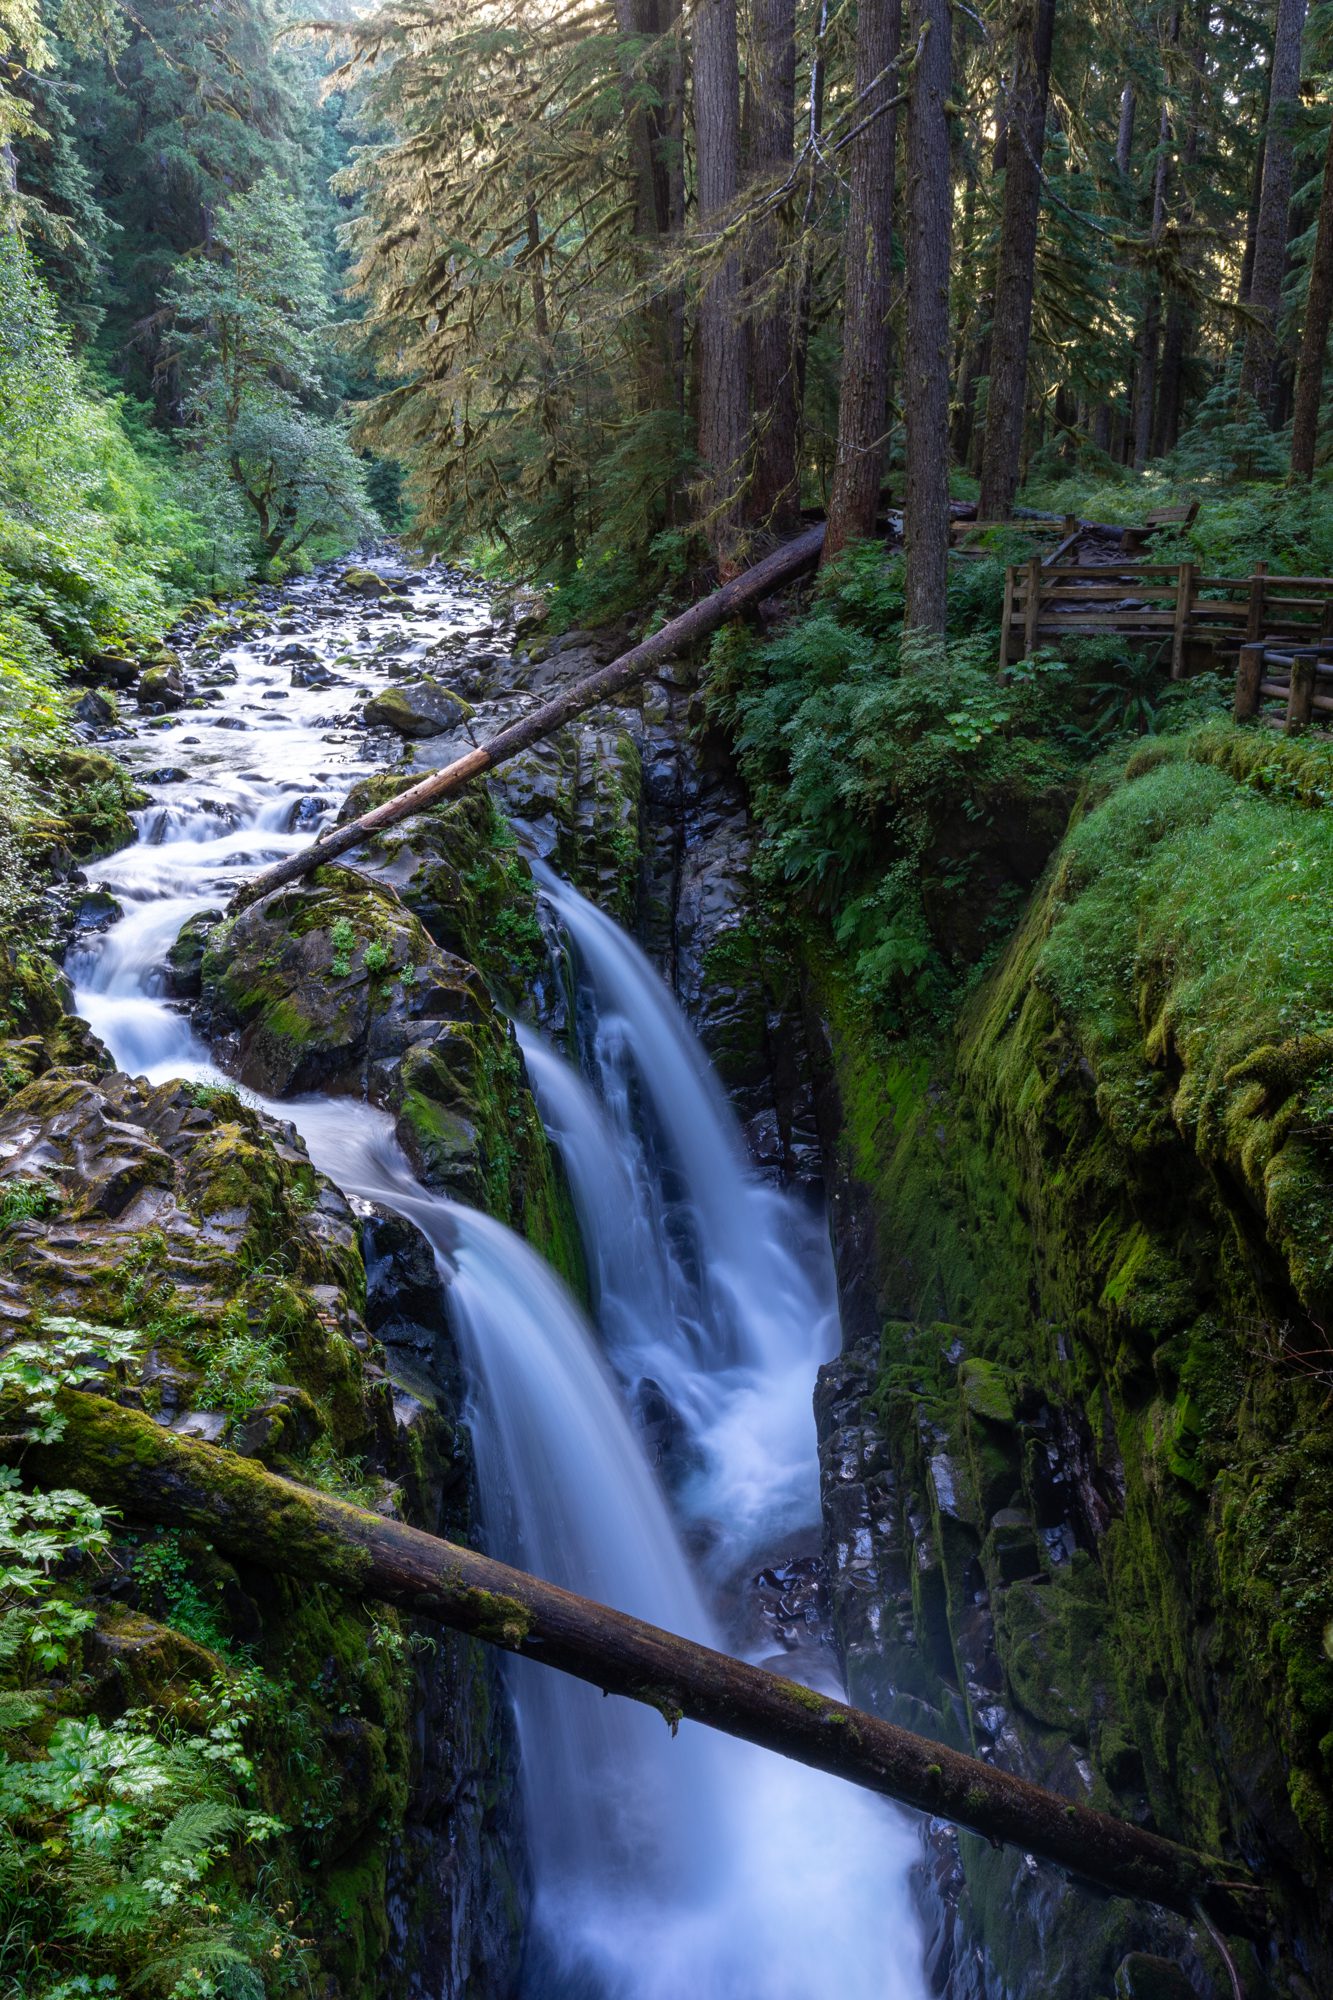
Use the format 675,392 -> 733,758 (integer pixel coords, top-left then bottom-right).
808,725 -> 1333,2000
0,1064 -> 523,1998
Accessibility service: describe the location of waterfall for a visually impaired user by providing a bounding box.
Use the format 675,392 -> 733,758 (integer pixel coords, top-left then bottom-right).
64,566 -> 929,2000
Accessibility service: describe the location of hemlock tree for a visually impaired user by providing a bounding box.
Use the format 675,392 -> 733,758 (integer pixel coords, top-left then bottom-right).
1237,0 -> 1308,416
976,0 -> 1057,519
903,0 -> 952,636
165,174 -> 376,565
823,0 -> 901,560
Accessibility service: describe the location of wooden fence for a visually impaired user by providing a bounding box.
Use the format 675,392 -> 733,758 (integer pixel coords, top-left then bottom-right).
999,558 -> 1333,676
1233,642 -> 1333,734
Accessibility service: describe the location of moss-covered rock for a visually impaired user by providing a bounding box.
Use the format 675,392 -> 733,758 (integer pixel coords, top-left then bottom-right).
0,1068 -> 524,1999
806,731 -> 1333,1996
363,678 -> 475,738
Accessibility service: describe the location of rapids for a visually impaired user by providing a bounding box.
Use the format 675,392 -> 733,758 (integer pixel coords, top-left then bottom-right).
64,556 -> 929,2000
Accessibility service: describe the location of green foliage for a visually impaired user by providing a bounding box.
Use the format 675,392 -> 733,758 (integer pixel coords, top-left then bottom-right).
165,175 -> 377,569
0,1665 -> 301,2000
0,1318 -> 139,1445
0,1175 -> 63,1231
133,1532 -> 231,1657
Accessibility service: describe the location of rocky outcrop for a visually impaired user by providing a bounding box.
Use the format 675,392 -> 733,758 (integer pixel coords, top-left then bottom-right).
0,1064 -> 523,1999
804,749 -> 1333,2000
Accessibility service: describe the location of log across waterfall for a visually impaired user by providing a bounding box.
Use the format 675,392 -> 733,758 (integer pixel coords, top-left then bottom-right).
5,1387 -> 1257,1936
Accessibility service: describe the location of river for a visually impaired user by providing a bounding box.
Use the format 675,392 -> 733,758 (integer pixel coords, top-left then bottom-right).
65,555 -> 929,2000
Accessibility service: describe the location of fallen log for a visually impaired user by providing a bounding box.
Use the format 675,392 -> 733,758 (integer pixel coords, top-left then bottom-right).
236,524 -> 827,908
6,1385 -> 1259,1934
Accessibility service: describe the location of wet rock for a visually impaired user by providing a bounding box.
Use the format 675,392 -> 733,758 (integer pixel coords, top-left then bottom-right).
165,908 -> 224,1000
362,678 -> 474,739
341,565 -> 395,598
137,664 -> 187,711
291,657 -> 338,689
74,688 -> 119,730
1114,1952 -> 1196,2000
73,888 -> 123,933
196,867 -> 489,1099
141,765 -> 189,785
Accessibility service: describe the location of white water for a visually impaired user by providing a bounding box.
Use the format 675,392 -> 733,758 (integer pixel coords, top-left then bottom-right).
64,562 -> 928,2000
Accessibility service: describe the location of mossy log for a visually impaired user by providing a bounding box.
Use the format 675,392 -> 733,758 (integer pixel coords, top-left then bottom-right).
6,1386 -> 1259,1933
235,526 -> 827,908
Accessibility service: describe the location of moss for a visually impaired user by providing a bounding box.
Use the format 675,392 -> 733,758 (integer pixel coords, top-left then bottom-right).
795,728 -> 1333,1983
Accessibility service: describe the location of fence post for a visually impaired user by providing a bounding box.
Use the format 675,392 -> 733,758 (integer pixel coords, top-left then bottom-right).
1245,562 -> 1269,643
999,567 -> 1015,675
1171,561 -> 1195,680
1287,649 -> 1317,733
1023,557 -> 1042,659
1234,643 -> 1264,723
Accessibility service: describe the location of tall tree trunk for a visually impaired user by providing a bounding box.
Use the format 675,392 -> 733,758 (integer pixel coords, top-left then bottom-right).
746,0 -> 801,531
1131,97 -> 1171,470
1115,81 -> 1136,175
614,0 -> 675,426
976,0 -> 1057,518
903,0 -> 953,636
1238,0 -> 1308,414
1290,108 -> 1333,477
695,0 -> 749,567
824,0 -> 902,558
1152,1 -> 1208,457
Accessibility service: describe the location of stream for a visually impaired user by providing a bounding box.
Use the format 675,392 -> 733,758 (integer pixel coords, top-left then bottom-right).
64,558 -> 929,2000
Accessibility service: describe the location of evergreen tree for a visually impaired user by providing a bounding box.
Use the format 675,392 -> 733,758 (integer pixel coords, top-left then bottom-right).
164,174 -> 376,563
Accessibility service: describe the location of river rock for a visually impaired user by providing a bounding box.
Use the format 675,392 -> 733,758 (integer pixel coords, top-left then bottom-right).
341,565 -> 395,598
362,678 -> 474,738
82,648 -> 140,688
137,663 -> 187,711
73,688 -> 119,730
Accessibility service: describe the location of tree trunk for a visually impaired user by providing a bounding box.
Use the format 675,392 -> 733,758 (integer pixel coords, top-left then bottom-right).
903,0 -> 953,637
1290,109 -> 1333,477
746,0 -> 801,532
1238,0 -> 1309,414
6,1385 -> 1261,1935
235,526 -> 828,908
976,0 -> 1057,518
823,0 -> 902,559
613,0 -> 676,427
695,0 -> 749,567
1115,81 -> 1136,176
1131,99 -> 1171,470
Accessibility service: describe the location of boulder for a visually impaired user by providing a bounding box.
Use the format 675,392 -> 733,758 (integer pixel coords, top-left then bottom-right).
291,657 -> 338,689
83,649 -> 139,688
195,866 -> 489,1099
341,566 -> 395,599
73,688 -> 119,730
137,664 -> 187,712
362,678 -> 474,739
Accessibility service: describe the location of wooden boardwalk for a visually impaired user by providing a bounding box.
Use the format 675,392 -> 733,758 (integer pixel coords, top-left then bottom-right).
999,557 -> 1333,679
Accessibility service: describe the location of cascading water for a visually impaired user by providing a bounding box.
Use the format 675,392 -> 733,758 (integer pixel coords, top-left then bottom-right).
63,561 -> 928,2000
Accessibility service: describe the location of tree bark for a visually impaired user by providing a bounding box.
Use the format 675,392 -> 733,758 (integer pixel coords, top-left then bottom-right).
1290,108 -> 1333,477
823,0 -> 902,559
695,0 -> 749,567
976,0 -> 1057,518
5,1386 -> 1261,1935
613,0 -> 676,429
745,0 -> 802,532
1238,0 -> 1309,414
1131,98 -> 1171,470
903,0 -> 953,636
234,526 -> 828,908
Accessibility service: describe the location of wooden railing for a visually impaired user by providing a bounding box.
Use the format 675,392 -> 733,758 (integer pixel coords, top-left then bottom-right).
999,558 -> 1333,676
1233,642 -> 1333,733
